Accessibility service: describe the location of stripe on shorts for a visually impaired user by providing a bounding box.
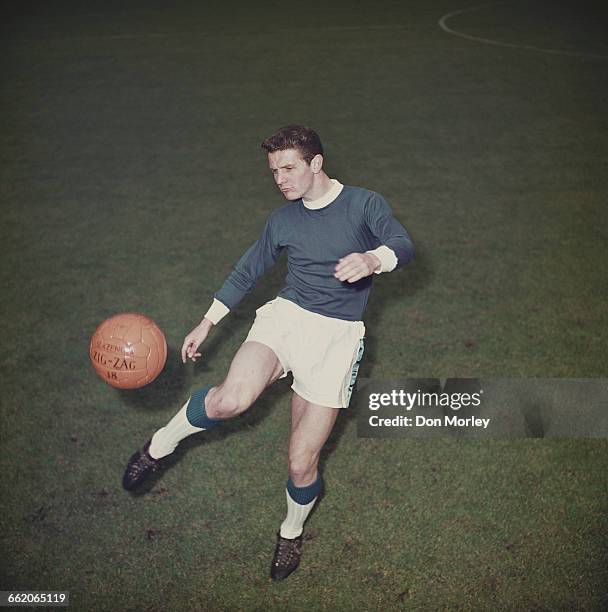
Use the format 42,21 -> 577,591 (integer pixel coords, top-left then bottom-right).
343,337 -> 365,407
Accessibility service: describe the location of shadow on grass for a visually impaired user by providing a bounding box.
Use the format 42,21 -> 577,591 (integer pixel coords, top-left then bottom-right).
362,244 -> 431,372
124,378 -> 293,497
366,242 -> 431,318
116,345 -> 189,412
116,260 -> 286,415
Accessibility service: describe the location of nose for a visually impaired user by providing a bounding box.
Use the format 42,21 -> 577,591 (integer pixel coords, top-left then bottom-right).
275,170 -> 285,185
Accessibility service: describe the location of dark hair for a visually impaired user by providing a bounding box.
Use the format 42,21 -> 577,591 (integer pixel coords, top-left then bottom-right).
261,125 -> 324,164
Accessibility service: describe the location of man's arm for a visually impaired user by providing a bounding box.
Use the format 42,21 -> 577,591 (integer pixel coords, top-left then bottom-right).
182,214 -> 283,361
213,214 -> 283,311
202,298 -> 230,325
182,317 -> 213,362
363,193 -> 414,269
334,193 -> 414,283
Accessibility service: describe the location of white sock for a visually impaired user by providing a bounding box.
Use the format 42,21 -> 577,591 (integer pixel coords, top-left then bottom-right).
148,398 -> 204,459
279,491 -> 318,539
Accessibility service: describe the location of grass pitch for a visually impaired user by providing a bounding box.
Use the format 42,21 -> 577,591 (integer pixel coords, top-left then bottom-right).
2,1 -> 608,610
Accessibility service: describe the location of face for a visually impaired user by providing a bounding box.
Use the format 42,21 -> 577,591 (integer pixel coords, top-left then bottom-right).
267,148 -> 320,200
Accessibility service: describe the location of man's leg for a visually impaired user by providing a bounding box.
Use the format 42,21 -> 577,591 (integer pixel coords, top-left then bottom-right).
271,392 -> 340,580
123,341 -> 283,490
205,342 -> 284,418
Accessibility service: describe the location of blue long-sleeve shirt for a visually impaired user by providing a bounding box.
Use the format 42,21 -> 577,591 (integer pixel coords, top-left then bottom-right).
215,185 -> 414,321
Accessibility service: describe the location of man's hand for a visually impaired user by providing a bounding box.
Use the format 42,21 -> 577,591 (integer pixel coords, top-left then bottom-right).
181,318 -> 213,363
334,252 -> 381,283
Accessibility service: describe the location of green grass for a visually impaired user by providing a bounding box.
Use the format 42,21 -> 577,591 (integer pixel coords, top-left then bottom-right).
2,1 -> 608,610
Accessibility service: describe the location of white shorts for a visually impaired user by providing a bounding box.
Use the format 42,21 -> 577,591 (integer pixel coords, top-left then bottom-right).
245,297 -> 365,408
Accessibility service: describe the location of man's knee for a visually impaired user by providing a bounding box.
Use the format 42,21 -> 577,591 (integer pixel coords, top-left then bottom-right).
205,384 -> 253,419
288,451 -> 318,485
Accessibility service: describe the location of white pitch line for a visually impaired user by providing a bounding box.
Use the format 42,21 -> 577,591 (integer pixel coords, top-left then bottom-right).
438,1 -> 608,60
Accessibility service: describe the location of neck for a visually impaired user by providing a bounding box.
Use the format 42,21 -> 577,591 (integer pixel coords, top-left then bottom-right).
302,178 -> 343,210
303,172 -> 333,201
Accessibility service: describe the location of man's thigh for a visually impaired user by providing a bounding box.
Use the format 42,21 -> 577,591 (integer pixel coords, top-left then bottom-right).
221,340 -> 284,398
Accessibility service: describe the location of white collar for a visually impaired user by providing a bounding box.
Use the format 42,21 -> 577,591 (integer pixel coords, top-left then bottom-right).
302,179 -> 344,210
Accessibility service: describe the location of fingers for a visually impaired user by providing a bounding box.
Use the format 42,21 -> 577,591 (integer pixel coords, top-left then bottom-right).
181,341 -> 190,364
344,270 -> 368,283
181,339 -> 201,363
334,255 -> 356,279
338,270 -> 367,283
334,253 -> 370,283
334,254 -> 356,273
335,266 -> 359,282
181,323 -> 211,363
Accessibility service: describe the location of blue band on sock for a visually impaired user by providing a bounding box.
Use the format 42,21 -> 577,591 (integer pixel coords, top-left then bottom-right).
286,473 -> 322,505
186,386 -> 222,429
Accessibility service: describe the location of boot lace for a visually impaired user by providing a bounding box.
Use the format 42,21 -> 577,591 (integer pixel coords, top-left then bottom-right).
275,537 -> 300,567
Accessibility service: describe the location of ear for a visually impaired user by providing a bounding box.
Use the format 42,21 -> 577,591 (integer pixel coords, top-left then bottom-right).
310,154 -> 323,174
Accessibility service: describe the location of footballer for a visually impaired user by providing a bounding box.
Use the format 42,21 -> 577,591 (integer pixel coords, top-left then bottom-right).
122,125 -> 414,580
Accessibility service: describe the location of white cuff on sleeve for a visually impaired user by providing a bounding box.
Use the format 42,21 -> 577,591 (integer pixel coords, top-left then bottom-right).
366,245 -> 398,274
204,298 -> 230,325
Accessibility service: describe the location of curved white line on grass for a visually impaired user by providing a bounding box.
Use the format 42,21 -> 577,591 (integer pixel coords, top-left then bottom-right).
439,2 -> 608,60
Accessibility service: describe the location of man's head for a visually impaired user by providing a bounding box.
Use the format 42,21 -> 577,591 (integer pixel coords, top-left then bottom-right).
261,125 -> 324,163
261,125 -> 327,200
